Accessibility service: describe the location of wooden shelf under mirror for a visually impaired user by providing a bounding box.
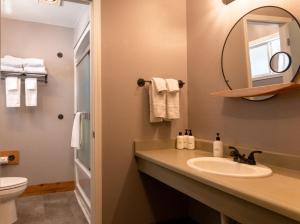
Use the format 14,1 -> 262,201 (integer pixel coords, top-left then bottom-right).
211,82 -> 300,98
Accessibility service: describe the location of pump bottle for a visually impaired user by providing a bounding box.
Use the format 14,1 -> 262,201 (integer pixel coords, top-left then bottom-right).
213,133 -> 223,157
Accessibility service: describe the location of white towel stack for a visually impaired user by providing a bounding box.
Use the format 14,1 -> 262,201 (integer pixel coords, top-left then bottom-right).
0,55 -> 47,74
0,55 -> 46,107
1,56 -> 24,73
23,58 -> 47,74
5,77 -> 21,108
149,77 -> 181,123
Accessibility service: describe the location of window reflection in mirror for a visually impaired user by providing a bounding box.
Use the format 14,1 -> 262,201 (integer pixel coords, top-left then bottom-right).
244,13 -> 295,88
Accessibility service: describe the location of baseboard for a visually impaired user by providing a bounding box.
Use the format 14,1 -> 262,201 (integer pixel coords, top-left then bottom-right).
22,181 -> 75,197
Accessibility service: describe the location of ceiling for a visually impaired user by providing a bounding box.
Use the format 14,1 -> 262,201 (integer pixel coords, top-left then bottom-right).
1,0 -> 89,28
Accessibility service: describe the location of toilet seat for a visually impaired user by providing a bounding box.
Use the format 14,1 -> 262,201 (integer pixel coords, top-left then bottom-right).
0,177 -> 28,191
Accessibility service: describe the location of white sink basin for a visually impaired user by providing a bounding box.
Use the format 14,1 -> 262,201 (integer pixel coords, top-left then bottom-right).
187,157 -> 272,178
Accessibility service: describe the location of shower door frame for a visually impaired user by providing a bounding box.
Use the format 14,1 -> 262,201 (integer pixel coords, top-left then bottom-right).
74,23 -> 92,224
72,0 -> 102,223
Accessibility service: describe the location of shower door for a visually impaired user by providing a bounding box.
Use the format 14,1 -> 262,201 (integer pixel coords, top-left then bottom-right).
74,27 -> 91,222
76,52 -> 91,171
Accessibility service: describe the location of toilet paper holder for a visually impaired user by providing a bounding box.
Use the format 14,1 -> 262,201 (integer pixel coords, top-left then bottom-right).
0,151 -> 19,165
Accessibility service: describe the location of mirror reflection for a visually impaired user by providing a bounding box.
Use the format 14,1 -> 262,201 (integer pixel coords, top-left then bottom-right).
222,7 -> 300,100
270,52 -> 291,73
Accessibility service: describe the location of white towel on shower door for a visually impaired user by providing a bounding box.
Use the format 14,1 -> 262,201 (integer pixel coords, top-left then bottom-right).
5,77 -> 21,108
71,112 -> 82,149
25,78 -> 38,107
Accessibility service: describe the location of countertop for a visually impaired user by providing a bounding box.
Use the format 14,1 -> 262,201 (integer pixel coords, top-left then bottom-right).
135,148 -> 300,222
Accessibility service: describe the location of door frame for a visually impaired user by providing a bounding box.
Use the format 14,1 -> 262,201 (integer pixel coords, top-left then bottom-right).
69,0 -> 102,223
90,1 -> 102,224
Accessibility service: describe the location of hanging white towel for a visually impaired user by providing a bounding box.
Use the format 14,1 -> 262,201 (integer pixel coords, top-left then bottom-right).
152,77 -> 167,93
149,78 -> 167,123
24,66 -> 47,74
71,112 -> 82,149
25,78 -> 38,107
165,79 -> 179,92
149,84 -> 163,123
5,77 -> 21,108
165,79 -> 180,120
23,58 -> 44,67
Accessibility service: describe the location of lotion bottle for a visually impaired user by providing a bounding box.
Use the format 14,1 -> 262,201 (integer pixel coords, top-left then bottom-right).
176,132 -> 184,150
187,130 -> 195,150
183,129 -> 189,149
213,133 -> 223,157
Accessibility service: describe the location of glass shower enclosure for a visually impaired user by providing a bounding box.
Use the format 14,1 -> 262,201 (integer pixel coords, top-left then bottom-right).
74,26 -> 91,223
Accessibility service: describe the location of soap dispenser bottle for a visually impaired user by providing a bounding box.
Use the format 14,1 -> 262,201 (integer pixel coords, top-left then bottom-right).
184,129 -> 189,149
187,130 -> 195,150
213,133 -> 223,157
176,132 -> 184,150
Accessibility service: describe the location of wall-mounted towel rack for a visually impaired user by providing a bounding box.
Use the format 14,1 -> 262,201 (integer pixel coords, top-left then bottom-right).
137,78 -> 185,88
0,71 -> 48,83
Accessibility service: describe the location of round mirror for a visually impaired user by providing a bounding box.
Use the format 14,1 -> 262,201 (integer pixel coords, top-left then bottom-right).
222,6 -> 300,101
270,52 -> 292,73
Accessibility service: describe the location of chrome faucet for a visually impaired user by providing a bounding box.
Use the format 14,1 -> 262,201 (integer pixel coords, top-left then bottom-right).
229,146 -> 262,165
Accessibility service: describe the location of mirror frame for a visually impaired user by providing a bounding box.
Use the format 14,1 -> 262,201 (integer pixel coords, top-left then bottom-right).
269,51 -> 292,73
221,6 -> 300,101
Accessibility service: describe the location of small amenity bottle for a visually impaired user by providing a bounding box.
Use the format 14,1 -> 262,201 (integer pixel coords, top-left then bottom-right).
184,129 -> 189,149
176,132 -> 184,149
213,133 -> 223,157
187,130 -> 195,150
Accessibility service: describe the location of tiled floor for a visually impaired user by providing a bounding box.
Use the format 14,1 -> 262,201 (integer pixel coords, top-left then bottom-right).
15,191 -> 88,224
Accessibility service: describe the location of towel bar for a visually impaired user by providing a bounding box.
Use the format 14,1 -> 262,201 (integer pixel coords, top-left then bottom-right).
137,78 -> 185,88
0,71 -> 48,83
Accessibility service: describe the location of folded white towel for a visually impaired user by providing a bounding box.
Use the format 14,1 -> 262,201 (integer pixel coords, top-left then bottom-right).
1,56 -> 23,68
1,65 -> 24,73
24,66 -> 47,74
166,79 -> 180,120
25,78 -> 37,107
71,112 -> 82,149
165,79 -> 179,92
149,78 -> 167,123
23,58 -> 44,67
5,77 -> 21,108
152,77 -> 167,93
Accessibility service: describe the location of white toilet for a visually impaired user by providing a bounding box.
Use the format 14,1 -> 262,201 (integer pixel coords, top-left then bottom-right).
0,177 -> 28,224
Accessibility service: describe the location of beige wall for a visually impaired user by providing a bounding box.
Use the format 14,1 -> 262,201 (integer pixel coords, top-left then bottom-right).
101,0 -> 188,223
187,0 -> 300,156
0,19 -> 75,185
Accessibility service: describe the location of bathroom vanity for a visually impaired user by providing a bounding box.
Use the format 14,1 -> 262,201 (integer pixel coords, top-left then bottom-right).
134,140 -> 300,224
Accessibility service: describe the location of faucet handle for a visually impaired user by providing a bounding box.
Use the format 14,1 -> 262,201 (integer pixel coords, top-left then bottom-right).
247,151 -> 262,165
229,146 -> 240,161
